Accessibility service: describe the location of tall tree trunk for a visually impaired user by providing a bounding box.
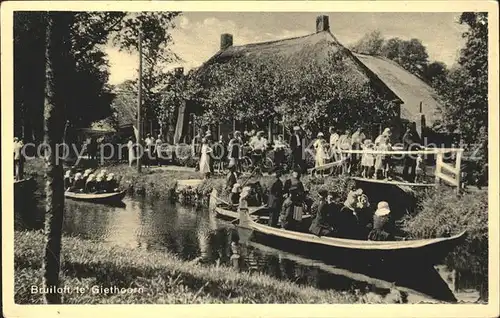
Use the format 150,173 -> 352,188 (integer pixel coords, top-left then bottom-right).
41,12 -> 73,304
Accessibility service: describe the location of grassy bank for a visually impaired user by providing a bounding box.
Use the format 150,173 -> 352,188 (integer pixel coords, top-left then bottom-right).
402,187 -> 488,276
15,231 -> 362,304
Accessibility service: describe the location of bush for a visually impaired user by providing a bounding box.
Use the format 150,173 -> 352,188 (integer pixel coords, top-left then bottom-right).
401,187 -> 488,275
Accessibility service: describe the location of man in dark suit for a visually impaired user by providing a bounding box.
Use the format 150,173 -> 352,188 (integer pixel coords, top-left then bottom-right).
402,122 -> 422,182
289,126 -> 303,172
267,168 -> 284,227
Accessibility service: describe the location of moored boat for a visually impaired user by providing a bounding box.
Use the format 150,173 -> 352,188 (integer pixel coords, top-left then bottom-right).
64,190 -> 127,204
237,208 -> 466,266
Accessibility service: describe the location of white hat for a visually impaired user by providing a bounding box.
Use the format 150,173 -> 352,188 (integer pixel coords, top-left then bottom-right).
96,176 -> 103,182
240,186 -> 252,199
74,173 -> 82,180
382,128 -> 391,136
375,201 -> 391,216
317,132 -> 324,137
293,126 -> 300,131
65,170 -> 72,177
87,174 -> 95,181
231,183 -> 241,193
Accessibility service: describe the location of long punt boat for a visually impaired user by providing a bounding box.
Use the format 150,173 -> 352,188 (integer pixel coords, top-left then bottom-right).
65,190 -> 127,204
237,208 -> 466,266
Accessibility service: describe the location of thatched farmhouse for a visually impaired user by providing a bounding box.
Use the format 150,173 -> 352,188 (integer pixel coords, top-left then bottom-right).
176,15 -> 444,143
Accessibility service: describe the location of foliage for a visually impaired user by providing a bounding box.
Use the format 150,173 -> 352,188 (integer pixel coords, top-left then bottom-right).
439,12 -> 488,145
349,30 -> 385,55
196,51 -> 397,134
15,231 -> 361,304
402,187 -> 488,276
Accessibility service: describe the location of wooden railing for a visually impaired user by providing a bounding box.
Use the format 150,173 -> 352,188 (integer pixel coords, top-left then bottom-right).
332,147 -> 465,193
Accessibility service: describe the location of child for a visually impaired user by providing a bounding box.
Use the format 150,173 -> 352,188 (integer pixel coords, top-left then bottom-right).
361,139 -> 375,178
106,173 -> 118,192
374,136 -> 391,179
85,174 -> 97,193
415,154 -> 426,183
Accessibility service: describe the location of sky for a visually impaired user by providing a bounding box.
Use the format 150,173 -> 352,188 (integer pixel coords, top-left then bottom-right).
105,12 -> 468,85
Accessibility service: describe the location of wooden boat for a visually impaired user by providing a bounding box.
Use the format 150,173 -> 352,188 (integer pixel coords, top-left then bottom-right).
237,209 -> 466,266
351,176 -> 436,188
64,190 -> 126,204
209,189 -> 312,222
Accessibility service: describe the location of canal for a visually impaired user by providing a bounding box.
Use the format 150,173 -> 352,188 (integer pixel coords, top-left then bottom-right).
15,196 -> 487,304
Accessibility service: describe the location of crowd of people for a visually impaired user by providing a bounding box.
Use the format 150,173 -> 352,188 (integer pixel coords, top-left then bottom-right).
193,122 -> 424,183
64,168 -> 119,194
226,166 -> 395,241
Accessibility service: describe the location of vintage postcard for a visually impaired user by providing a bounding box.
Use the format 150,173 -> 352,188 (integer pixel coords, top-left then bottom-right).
2,1 -> 499,317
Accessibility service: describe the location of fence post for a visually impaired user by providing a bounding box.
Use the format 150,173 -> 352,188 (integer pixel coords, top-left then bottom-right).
455,150 -> 463,194
435,151 -> 442,186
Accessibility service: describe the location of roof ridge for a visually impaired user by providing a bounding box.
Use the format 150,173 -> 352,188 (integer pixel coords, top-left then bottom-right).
228,30 -> 330,49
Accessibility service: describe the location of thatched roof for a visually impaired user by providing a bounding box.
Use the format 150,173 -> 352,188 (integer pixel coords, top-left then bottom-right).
197,29 -> 444,124
197,31 -> 402,103
354,53 -> 443,124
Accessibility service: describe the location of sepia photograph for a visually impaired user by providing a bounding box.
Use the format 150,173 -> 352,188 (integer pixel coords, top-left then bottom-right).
2,1 -> 499,317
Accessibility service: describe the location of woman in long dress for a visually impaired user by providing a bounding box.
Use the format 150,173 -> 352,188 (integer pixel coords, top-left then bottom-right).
313,132 -> 327,168
199,138 -> 213,179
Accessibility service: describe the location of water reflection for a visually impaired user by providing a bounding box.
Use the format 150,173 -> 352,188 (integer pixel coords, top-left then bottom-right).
15,196 -> 485,303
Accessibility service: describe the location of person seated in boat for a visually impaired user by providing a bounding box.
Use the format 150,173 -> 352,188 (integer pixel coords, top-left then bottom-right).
367,201 -> 395,241
82,168 -> 93,182
280,185 -> 306,231
225,163 -> 238,193
267,168 -> 284,227
84,174 -> 97,193
309,189 -> 335,236
335,189 -> 367,239
105,173 -> 118,193
70,173 -> 85,192
356,193 -> 374,238
94,175 -> 106,193
238,186 -> 252,213
230,183 -> 241,208
64,170 -> 73,190
284,168 -> 305,197
246,181 -> 264,206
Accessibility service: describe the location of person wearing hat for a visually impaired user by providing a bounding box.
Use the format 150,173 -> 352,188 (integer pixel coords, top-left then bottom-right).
313,132 -> 327,168
335,189 -> 367,239
71,173 -> 85,192
375,128 -> 391,146
238,186 -> 252,212
289,126 -> 303,172
85,174 -> 97,193
309,189 -> 335,236
225,163 -> 239,193
281,168 -> 306,230
144,133 -> 155,168
105,173 -> 118,192
64,170 -> 74,190
267,168 -> 284,227
367,201 -> 395,241
374,134 -> 392,179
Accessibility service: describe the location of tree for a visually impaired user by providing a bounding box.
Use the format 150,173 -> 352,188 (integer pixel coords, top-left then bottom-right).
112,12 -> 182,137
381,37 -> 429,77
41,12 -> 73,304
350,30 -> 385,55
195,51 -> 397,135
423,61 -> 449,91
440,12 -> 488,145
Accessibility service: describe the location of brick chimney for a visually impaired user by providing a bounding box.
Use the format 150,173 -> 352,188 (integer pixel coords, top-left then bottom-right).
220,33 -> 233,50
316,15 -> 330,32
